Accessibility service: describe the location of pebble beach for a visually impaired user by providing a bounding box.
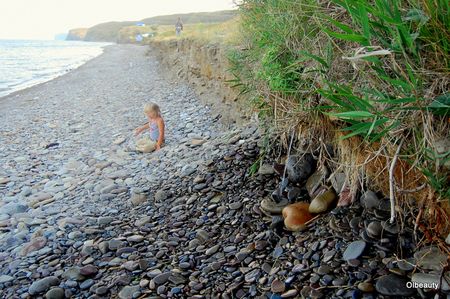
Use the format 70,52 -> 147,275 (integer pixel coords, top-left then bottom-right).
0,44 -> 448,299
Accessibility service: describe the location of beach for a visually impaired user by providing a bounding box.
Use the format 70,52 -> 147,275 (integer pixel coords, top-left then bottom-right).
0,44 -> 260,297
0,44 -> 440,298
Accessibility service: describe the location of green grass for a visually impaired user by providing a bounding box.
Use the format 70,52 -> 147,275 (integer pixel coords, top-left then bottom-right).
230,0 -> 449,203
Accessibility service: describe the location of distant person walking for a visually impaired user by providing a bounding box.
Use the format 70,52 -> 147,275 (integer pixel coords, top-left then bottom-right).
175,17 -> 183,36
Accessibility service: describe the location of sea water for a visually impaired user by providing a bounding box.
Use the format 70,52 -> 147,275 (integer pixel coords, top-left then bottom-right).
0,39 -> 111,98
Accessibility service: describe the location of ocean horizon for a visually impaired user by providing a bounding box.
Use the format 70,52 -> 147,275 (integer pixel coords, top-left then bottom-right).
0,39 -> 111,98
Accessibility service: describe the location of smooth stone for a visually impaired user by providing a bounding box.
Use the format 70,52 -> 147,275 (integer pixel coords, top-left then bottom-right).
28,276 -> 60,295
123,261 -> 139,271
154,190 -> 169,201
80,279 -> 94,290
343,240 -> 366,261
206,244 -> 220,255
366,221 -> 382,237
62,267 -> 85,281
97,216 -> 114,225
0,202 -> 28,215
20,236 -> 47,256
179,262 -> 191,269
127,235 -> 144,242
308,188 -> 337,214
360,190 -> 379,210
305,167 -> 328,197
135,216 -> 151,227
255,240 -> 268,251
258,164 -> 274,175
153,272 -> 171,285
381,220 -> 400,234
118,285 -> 140,299
0,275 -> 14,283
45,287 -> 65,299
80,265 -> 98,276
317,265 -> 332,275
375,274 -> 416,296
397,259 -> 415,271
414,246 -> 447,271
281,289 -> 298,298
358,282 -> 375,292
130,193 -> 146,206
108,239 -> 123,250
330,172 -> 346,194
271,279 -> 286,293
229,202 -> 243,210
282,202 -> 313,231
96,286 -> 109,295
260,198 -> 289,215
446,233 -> 450,245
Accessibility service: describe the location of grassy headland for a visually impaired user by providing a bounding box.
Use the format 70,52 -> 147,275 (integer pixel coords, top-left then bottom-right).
66,10 -> 238,43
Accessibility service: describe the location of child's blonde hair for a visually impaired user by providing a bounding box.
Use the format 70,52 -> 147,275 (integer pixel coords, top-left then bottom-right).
143,102 -> 161,116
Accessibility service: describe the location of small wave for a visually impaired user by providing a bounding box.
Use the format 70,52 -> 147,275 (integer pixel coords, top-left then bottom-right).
0,40 -> 111,98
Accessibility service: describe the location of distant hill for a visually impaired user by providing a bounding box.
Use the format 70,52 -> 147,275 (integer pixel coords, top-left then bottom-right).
66,10 -> 238,42
141,10 -> 238,25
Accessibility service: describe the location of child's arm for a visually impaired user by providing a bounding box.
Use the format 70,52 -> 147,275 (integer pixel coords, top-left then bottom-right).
134,123 -> 149,135
156,118 -> 165,149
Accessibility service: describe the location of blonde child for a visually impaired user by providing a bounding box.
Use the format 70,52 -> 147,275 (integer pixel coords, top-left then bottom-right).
134,103 -> 165,152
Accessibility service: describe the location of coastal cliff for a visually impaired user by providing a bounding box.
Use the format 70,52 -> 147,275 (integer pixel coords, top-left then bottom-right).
151,38 -> 247,125
66,28 -> 88,41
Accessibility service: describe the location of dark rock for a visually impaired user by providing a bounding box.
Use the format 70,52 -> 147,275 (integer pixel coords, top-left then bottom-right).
285,154 -> 316,184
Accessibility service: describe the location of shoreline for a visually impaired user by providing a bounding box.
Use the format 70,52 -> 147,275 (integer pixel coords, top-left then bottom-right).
0,43 -> 115,104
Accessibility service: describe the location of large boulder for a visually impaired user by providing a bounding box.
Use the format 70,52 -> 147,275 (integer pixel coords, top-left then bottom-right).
285,154 -> 316,184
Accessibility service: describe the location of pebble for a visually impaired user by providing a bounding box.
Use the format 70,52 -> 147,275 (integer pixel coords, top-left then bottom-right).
0,275 -> 14,283
153,272 -> 171,285
366,221 -> 382,237
118,285 -> 140,299
45,288 -> 65,299
281,289 -> 298,298
358,282 -> 375,292
360,190 -> 379,209
80,265 -> 98,276
271,279 -> 286,293
343,240 -> 366,261
375,274 -> 416,296
28,276 -> 60,295
258,164 -> 274,175
206,244 -> 220,255
414,246 -> 447,271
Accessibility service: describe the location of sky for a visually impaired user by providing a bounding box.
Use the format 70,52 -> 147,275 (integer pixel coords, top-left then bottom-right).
0,0 -> 237,40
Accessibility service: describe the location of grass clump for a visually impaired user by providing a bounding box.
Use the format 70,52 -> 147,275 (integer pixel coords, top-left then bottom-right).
230,0 -> 450,241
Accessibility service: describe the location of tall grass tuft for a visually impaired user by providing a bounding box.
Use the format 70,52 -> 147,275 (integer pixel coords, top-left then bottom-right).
230,0 -> 450,239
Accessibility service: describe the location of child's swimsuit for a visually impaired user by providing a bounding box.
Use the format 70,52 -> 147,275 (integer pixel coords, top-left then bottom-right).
149,120 -> 159,141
